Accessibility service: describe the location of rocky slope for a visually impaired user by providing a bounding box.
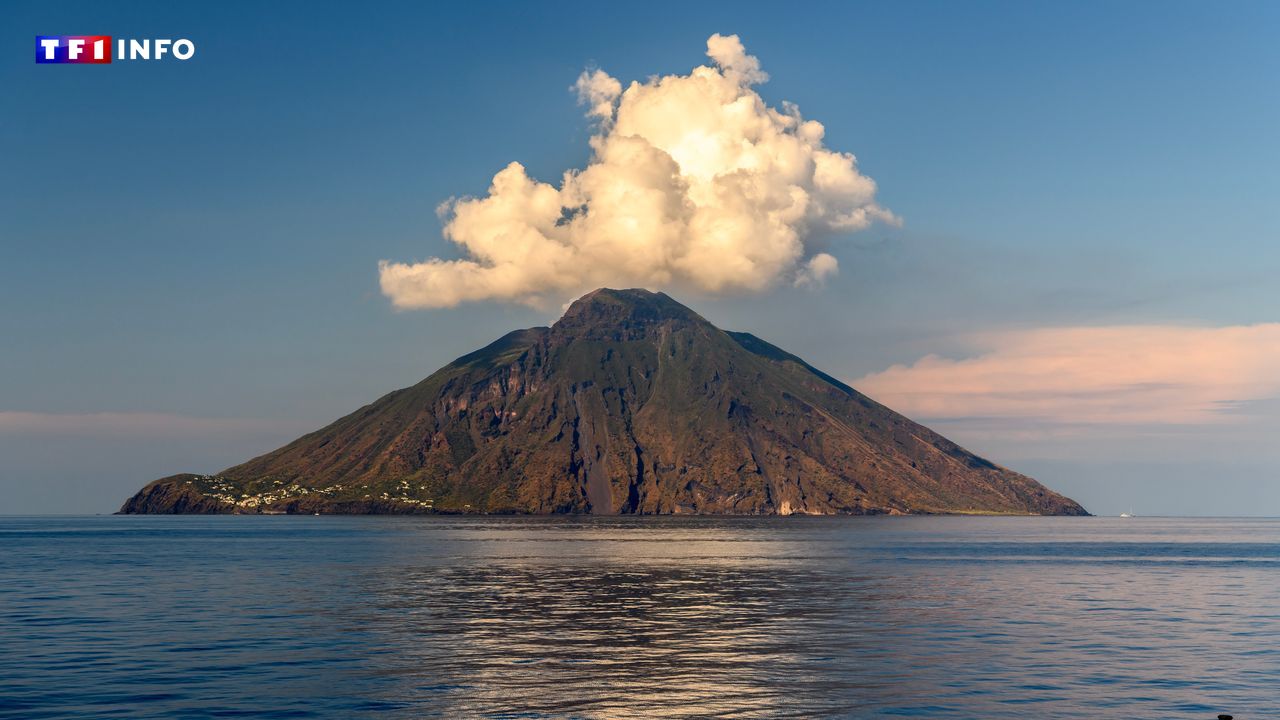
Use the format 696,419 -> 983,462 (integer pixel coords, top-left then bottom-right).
120,289 -> 1087,516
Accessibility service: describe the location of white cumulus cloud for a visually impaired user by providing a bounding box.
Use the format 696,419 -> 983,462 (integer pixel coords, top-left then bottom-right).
379,33 -> 898,309
796,252 -> 840,288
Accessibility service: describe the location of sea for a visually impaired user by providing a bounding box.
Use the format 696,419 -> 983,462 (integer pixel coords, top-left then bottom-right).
0,515 -> 1275,719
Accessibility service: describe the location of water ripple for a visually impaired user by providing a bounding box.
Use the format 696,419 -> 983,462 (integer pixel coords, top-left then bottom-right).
0,516 -> 1274,718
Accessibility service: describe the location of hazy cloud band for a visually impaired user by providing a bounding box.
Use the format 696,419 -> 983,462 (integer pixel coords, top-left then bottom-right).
855,324 -> 1280,425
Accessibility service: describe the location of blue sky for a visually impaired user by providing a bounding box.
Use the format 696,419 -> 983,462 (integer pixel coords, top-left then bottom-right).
2,0 -> 1277,514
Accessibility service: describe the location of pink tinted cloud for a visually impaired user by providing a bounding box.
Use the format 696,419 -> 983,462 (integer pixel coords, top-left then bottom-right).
0,412 -> 294,437
855,324 -> 1280,425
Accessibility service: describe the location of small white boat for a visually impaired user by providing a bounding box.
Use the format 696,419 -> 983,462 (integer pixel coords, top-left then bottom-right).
1119,511 -> 1133,518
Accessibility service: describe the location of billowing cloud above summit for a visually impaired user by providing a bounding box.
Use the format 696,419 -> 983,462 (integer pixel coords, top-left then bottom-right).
379,34 -> 898,309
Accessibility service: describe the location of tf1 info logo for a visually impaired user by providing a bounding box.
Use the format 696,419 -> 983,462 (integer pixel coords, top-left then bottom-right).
35,36 -> 195,64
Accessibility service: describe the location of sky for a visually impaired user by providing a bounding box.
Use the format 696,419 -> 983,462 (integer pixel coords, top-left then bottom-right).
1,0 -> 1277,515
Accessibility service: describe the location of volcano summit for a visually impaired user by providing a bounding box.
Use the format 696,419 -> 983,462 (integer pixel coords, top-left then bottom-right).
121,289 -> 1086,516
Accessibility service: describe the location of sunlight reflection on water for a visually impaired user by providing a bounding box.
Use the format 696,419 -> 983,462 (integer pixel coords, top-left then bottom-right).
1,516 -> 1275,718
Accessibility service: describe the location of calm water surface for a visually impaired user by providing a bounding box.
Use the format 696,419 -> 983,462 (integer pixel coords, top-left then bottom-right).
1,516 -> 1276,718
